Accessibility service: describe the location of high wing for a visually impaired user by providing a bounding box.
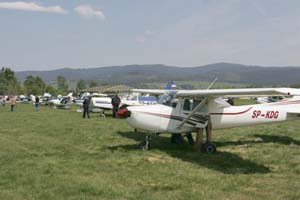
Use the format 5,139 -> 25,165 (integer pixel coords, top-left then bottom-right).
176,88 -> 300,98
132,88 -> 300,97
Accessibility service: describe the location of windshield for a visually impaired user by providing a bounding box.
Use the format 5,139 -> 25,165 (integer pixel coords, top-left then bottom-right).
158,93 -> 177,107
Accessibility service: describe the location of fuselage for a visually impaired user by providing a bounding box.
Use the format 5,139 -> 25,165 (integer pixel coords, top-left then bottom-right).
124,98 -> 300,133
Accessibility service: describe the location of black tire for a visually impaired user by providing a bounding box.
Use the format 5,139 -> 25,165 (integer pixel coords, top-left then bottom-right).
201,142 -> 217,154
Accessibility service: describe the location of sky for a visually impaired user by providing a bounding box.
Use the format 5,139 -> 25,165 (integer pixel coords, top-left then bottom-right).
0,0 -> 300,71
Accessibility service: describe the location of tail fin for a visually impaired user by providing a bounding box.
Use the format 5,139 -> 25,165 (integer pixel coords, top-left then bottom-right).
166,81 -> 177,90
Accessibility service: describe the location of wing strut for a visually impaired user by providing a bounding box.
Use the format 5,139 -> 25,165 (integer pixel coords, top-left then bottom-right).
176,97 -> 208,129
176,78 -> 216,129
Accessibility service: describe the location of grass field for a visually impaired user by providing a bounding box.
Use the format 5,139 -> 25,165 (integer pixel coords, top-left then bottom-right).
0,103 -> 299,200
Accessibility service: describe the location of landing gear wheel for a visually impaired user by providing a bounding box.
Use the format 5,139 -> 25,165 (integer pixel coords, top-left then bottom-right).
140,140 -> 150,150
201,142 -> 217,154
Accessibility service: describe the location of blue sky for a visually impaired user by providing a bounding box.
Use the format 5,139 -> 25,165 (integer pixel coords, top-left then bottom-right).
0,0 -> 300,71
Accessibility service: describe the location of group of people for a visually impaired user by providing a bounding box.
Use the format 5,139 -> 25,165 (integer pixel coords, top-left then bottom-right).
0,95 -> 40,112
0,96 -> 17,112
2,93 -> 122,117
82,94 -> 121,119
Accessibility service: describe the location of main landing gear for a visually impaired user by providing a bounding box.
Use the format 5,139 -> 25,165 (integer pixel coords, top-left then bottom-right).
195,117 -> 217,154
138,117 -> 217,153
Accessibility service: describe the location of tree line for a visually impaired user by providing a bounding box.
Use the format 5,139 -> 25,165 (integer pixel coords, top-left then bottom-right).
0,67 -> 98,96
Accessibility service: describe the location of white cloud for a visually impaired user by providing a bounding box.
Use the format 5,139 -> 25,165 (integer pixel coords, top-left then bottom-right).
74,4 -> 105,20
0,1 -> 67,14
140,0 -> 300,66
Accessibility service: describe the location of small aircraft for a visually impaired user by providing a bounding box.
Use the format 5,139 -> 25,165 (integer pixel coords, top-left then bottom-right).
89,93 -> 113,114
74,92 -> 91,106
117,86 -> 300,153
89,93 -> 158,116
49,93 -> 73,109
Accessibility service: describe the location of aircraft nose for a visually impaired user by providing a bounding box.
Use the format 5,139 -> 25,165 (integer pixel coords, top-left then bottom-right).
117,108 -> 131,118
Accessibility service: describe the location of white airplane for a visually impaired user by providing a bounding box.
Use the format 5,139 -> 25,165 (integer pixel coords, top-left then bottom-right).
117,87 -> 300,153
49,93 -> 73,109
88,92 -> 157,116
74,92 -> 91,106
89,93 -> 113,113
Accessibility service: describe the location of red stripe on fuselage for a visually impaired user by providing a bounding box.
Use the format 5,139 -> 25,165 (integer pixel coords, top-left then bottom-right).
138,111 -> 171,118
136,107 -> 253,117
210,107 -> 253,115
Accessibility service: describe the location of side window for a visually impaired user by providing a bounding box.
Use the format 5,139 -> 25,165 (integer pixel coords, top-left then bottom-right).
192,99 -> 201,110
183,99 -> 191,111
172,102 -> 177,108
192,98 -> 207,113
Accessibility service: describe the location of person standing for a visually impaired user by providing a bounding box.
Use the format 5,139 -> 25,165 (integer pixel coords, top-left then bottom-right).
35,96 -> 40,112
10,96 -> 16,112
0,97 -> 4,107
111,94 -> 121,118
82,97 -> 90,119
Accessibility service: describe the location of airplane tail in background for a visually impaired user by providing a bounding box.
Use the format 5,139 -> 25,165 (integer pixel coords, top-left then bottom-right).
166,81 -> 177,90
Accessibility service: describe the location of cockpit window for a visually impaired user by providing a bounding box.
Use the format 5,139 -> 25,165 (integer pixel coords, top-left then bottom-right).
183,98 -> 205,112
158,94 -> 172,106
158,93 -> 177,107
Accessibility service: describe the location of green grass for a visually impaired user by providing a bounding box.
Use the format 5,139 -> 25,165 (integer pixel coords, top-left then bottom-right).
0,104 -> 299,200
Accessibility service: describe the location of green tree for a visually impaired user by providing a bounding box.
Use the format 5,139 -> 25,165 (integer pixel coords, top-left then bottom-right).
0,67 -> 20,95
23,75 -> 46,95
45,85 -> 58,96
89,80 -> 98,88
57,76 -> 68,93
76,79 -> 86,91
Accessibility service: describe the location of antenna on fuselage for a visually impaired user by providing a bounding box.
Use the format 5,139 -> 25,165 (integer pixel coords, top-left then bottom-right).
206,77 -> 218,90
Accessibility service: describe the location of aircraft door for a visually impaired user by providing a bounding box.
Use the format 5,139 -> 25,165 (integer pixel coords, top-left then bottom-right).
181,98 -> 208,128
159,97 -> 178,132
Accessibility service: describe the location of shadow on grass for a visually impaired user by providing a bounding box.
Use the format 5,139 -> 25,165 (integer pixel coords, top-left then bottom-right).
215,134 -> 300,147
109,131 -> 271,174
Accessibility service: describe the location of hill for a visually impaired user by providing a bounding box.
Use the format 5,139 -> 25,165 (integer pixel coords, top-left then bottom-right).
15,63 -> 300,86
